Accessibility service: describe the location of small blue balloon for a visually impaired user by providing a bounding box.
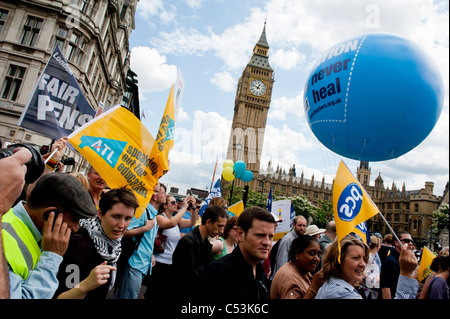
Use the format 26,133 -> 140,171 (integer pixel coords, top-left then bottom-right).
240,170 -> 253,183
233,160 -> 246,178
303,33 -> 444,161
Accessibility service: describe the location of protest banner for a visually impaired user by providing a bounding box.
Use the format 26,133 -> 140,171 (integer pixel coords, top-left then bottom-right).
18,45 -> 96,140
174,68 -> 184,120
68,105 -> 156,218
150,84 -> 175,180
272,199 -> 293,241
198,179 -> 222,217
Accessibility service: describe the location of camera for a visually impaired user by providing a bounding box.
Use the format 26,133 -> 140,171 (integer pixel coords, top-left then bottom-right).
60,157 -> 75,166
0,143 -> 45,183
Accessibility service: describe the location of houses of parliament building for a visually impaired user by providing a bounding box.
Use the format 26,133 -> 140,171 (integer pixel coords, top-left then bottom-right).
225,23 -> 448,246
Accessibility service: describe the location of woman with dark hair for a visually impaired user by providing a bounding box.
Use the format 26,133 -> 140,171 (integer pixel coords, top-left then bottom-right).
270,234 -> 324,299
55,187 -> 139,299
424,255 -> 449,299
419,254 -> 448,299
212,216 -> 238,260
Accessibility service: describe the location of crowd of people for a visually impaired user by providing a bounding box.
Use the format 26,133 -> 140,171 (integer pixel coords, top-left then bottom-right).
1,138 -> 449,301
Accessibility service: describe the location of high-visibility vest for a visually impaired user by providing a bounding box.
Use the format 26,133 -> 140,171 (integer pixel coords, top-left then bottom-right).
1,208 -> 41,279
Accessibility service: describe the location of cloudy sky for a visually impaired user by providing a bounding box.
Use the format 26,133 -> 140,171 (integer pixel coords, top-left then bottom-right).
129,0 -> 449,196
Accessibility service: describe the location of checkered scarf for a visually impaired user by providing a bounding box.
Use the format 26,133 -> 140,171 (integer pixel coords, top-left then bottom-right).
79,217 -> 122,265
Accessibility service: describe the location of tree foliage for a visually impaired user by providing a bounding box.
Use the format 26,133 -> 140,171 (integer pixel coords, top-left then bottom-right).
223,184 -> 333,228
432,203 -> 449,238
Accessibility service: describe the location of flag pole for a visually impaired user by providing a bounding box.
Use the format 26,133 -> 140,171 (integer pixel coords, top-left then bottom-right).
210,157 -> 218,191
44,148 -> 59,164
9,127 -> 19,144
377,211 -> 403,247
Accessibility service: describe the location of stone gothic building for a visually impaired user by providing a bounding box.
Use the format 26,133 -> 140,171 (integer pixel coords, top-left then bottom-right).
0,0 -> 139,171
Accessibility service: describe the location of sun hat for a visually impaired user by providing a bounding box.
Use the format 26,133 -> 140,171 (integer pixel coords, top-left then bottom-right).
305,224 -> 325,236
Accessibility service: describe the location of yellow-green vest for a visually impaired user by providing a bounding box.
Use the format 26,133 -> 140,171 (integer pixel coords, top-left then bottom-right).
1,208 -> 41,279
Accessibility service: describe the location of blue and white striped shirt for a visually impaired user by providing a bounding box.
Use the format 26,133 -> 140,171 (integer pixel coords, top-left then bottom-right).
316,274 -> 418,299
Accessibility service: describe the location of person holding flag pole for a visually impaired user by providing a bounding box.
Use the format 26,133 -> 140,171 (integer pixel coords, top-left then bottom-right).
315,235 -> 419,299
332,160 -> 405,258
315,160 -> 419,299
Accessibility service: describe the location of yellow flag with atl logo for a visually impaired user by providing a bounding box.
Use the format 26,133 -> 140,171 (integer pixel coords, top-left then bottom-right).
418,246 -> 435,282
333,160 -> 379,259
150,85 -> 175,179
68,105 -> 158,218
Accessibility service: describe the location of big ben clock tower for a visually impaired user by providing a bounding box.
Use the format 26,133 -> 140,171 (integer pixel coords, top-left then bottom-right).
226,22 -> 274,189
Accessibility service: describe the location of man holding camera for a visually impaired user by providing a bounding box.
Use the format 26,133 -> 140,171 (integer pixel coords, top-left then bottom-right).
0,147 -> 33,299
1,137 -> 98,298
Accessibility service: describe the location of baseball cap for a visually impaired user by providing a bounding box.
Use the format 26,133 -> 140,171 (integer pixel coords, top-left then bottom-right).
30,173 -> 97,218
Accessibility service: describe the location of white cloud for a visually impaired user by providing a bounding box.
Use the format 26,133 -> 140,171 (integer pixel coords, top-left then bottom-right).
269,93 -> 304,121
170,111 -> 231,165
261,123 -> 316,169
176,106 -> 190,122
148,0 -> 448,75
185,0 -> 208,9
137,0 -> 177,24
130,46 -> 177,92
137,0 -> 164,19
271,48 -> 305,70
210,71 -> 236,92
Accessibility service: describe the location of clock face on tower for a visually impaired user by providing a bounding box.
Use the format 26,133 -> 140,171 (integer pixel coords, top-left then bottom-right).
250,79 -> 266,96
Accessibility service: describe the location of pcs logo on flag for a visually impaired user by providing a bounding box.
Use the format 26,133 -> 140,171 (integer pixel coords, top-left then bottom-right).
337,183 -> 363,222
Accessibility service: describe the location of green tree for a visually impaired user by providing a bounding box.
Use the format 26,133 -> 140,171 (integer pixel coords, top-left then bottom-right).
222,184 -> 334,228
432,203 -> 449,239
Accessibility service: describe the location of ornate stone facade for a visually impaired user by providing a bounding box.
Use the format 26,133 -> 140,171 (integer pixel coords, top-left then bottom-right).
0,0 -> 138,172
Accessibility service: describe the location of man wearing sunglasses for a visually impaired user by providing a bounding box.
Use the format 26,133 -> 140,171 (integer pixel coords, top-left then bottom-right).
380,231 -> 416,299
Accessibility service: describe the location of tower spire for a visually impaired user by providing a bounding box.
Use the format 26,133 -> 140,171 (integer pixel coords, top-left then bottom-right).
250,22 -> 272,71
257,20 -> 269,49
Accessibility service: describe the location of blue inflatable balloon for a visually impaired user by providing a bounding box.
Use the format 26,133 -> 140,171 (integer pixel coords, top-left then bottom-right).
303,33 -> 444,161
240,170 -> 254,183
233,160 -> 246,178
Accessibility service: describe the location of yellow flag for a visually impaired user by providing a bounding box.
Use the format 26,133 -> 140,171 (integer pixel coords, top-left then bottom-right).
68,105 -> 158,218
150,85 -> 175,179
418,246 -> 435,282
333,160 -> 379,259
228,201 -> 244,216
352,221 -> 370,246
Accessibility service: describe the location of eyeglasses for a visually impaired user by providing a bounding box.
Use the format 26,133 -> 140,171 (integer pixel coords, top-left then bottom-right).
170,201 -> 177,205
196,206 -> 201,210
401,238 -> 415,244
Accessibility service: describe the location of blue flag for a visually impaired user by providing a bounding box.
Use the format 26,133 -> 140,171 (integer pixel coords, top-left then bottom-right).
198,178 -> 222,217
352,221 -> 371,246
18,45 -> 95,140
267,188 -> 272,212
